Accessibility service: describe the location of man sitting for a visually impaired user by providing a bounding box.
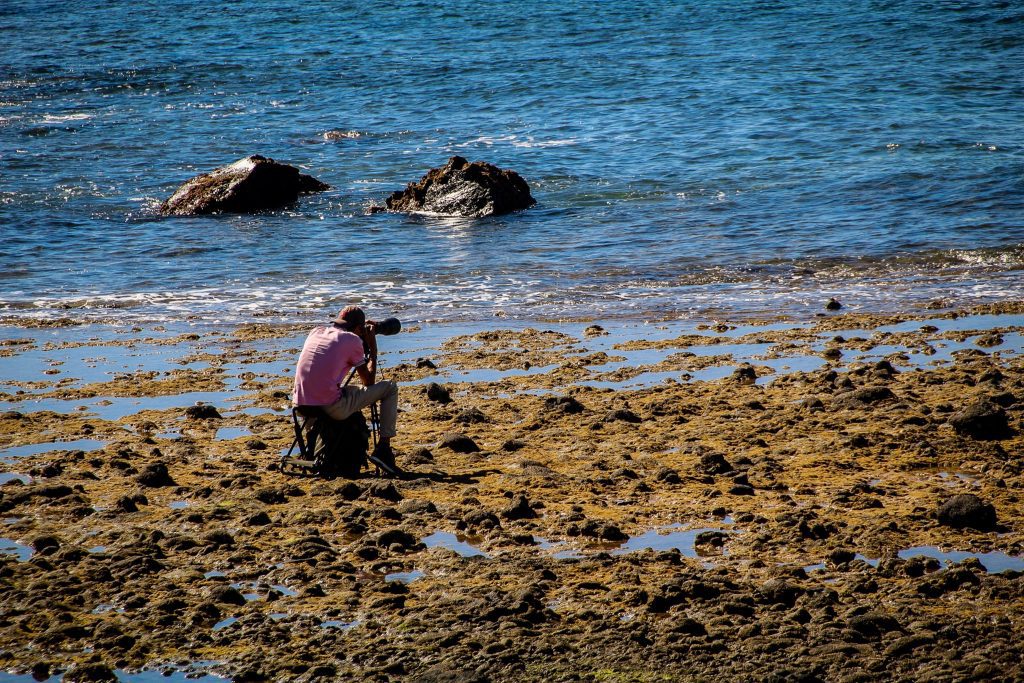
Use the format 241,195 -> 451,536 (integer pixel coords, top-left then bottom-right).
293,306 -> 400,475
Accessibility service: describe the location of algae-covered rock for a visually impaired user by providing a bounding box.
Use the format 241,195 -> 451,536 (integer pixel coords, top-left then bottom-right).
383,156 -> 535,218
160,155 -> 329,216
937,494 -> 997,530
948,399 -> 1011,440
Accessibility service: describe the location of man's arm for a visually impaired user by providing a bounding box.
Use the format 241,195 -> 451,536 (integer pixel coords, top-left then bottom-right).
357,327 -> 378,386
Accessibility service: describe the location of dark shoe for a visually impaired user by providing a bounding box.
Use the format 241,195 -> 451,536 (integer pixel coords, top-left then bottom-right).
369,444 -> 402,478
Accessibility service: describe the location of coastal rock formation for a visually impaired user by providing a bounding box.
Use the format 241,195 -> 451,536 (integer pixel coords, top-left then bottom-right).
160,155 -> 329,216
382,156 -> 535,218
937,494 -> 998,530
948,399 -> 1011,439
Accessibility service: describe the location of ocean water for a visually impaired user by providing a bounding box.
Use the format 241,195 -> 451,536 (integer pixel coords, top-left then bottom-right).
2,0 -> 1023,324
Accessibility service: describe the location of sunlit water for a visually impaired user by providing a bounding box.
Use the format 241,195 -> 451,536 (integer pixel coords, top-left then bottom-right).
2,1 -> 1023,325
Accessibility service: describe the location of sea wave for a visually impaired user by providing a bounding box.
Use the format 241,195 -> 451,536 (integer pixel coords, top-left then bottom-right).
2,249 -> 1023,325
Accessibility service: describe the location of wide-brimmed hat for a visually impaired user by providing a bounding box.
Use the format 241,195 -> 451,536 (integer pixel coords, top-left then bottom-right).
333,306 -> 365,327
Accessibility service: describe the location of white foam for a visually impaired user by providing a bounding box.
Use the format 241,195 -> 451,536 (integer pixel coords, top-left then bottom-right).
40,113 -> 93,123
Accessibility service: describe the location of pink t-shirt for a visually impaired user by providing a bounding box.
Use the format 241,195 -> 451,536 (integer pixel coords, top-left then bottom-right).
293,326 -> 365,406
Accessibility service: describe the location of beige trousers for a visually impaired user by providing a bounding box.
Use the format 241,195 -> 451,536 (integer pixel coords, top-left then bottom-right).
324,380 -> 398,439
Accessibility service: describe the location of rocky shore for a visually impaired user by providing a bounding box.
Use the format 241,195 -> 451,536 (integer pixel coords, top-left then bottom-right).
1,303 -> 1023,682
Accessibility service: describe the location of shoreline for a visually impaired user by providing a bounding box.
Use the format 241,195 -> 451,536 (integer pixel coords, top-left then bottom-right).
1,302 -> 1023,681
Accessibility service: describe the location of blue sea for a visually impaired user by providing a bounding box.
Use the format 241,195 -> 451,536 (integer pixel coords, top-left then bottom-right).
2,0 -> 1023,325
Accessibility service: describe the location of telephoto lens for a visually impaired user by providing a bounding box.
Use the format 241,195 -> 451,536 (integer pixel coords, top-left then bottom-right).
376,317 -> 402,336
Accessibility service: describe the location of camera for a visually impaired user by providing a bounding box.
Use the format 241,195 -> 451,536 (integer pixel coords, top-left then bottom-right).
372,317 -> 402,336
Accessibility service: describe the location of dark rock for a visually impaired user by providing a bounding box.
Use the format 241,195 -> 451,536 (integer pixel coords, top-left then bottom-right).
989,391 -> 1016,407
604,408 -> 642,423
416,358 -> 437,369
729,484 -> 755,496
205,530 -> 235,547
697,452 -> 732,476
184,403 -> 222,420
376,528 -> 417,549
976,333 -> 1003,347
884,633 -> 934,657
803,397 -> 825,411
114,495 -> 138,512
694,531 -> 728,548
948,400 -> 1011,440
544,396 -> 585,414
454,407 -> 489,424
64,662 -> 118,682
245,511 -> 272,526
210,586 -> 247,606
136,463 -> 175,488
937,494 -> 997,530
30,535 -> 61,554
832,386 -> 896,409
758,579 -> 802,606
597,523 -> 627,542
336,482 -> 362,500
160,155 -> 329,216
848,612 -> 902,638
425,382 -> 452,404
501,439 -> 526,452
255,486 -> 288,504
670,617 -> 708,636
825,297 -> 843,311
655,467 -> 681,484
405,447 -> 434,465
383,156 -> 535,218
463,510 -> 500,529
362,482 -> 403,502
501,494 -> 538,520
827,548 -> 856,565
731,365 -> 758,384
439,433 -> 480,453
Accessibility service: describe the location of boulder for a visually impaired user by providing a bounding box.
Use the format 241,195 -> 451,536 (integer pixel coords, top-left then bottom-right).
439,433 -> 480,453
501,494 -> 538,521
184,404 -> 222,420
731,365 -> 757,384
937,494 -> 997,530
160,155 -> 329,216
832,386 -> 896,410
136,463 -> 175,488
948,400 -> 1011,440
383,156 -> 535,218
425,382 -> 452,404
544,396 -> 585,415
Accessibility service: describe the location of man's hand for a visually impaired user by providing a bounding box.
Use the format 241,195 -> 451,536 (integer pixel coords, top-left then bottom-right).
362,322 -> 379,359
358,321 -> 378,385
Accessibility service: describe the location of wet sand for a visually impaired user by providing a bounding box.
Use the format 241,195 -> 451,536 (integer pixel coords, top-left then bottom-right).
1,303 -> 1023,682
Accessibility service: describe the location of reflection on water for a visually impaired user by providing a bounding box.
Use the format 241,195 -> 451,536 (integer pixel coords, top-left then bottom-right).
0,438 -> 106,461
0,538 -> 33,562
421,531 -> 488,558
899,546 -> 1024,574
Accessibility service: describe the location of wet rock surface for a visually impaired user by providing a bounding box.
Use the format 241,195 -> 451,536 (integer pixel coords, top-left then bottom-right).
160,155 -> 329,216
382,156 -> 536,218
1,305 -> 1024,681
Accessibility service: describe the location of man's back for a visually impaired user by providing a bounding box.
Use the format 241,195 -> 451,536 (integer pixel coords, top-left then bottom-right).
293,325 -> 364,406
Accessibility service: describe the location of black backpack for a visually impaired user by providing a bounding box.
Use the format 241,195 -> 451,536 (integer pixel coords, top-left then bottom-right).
282,408 -> 370,479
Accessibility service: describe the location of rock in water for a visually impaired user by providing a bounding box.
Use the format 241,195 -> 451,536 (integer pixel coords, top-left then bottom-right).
160,155 -> 329,215
937,494 -> 997,530
383,156 -> 536,218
